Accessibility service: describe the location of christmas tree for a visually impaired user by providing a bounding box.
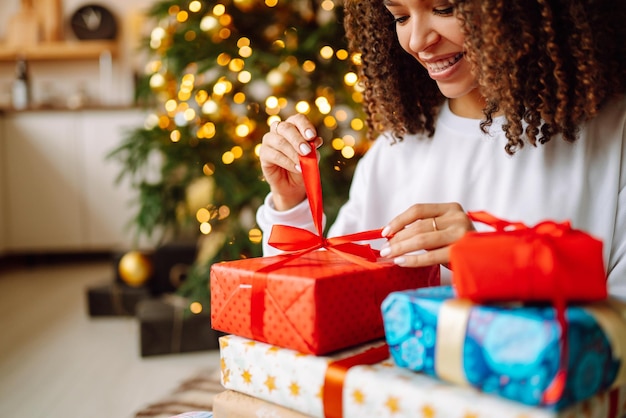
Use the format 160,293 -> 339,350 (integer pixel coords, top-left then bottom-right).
108,0 -> 368,311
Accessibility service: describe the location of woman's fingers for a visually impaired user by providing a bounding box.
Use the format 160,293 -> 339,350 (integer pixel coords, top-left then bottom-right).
380,203 -> 474,267
382,203 -> 454,236
260,132 -> 303,173
261,116 -> 324,172
276,113 -> 321,153
258,114 -> 324,211
273,119 -> 313,155
390,246 -> 451,268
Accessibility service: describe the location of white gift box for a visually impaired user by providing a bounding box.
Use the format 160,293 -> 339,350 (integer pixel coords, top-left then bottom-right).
219,335 -> 626,418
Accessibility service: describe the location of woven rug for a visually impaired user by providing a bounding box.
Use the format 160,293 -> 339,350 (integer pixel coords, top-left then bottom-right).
134,368 -> 222,418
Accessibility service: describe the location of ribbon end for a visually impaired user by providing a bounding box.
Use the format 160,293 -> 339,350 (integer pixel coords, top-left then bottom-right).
542,370 -> 566,404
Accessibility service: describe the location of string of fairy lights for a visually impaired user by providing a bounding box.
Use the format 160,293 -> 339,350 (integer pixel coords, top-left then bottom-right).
139,0 -> 367,250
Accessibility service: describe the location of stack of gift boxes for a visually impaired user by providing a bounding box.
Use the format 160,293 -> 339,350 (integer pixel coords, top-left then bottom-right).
207,152 -> 626,417
210,264 -> 626,417
209,249 -> 439,417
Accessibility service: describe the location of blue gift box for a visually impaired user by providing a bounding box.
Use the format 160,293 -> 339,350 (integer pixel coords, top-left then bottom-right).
381,285 -> 626,410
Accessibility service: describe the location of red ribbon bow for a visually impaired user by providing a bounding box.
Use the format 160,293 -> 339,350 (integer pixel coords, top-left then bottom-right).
469,210 -> 571,236
250,145 -> 387,346
267,143 -> 384,266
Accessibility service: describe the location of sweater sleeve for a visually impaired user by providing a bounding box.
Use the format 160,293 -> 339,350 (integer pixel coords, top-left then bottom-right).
607,112 -> 626,300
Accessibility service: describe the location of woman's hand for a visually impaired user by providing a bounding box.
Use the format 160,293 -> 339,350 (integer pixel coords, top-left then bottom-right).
258,114 -> 323,211
379,203 -> 475,267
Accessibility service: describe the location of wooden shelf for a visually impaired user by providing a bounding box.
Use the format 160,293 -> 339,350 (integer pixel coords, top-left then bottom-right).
0,40 -> 117,62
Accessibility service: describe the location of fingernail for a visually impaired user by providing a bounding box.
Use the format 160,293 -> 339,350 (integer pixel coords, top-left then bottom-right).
381,226 -> 391,237
299,142 -> 312,155
380,247 -> 391,257
295,164 -> 302,173
393,256 -> 406,266
304,129 -> 316,140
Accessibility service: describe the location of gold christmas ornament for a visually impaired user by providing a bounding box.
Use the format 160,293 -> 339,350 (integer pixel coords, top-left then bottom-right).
118,251 -> 153,287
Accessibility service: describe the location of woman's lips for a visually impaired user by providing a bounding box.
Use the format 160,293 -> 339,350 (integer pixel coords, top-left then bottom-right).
424,52 -> 464,77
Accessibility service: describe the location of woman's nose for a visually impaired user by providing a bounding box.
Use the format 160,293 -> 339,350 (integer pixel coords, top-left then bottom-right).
408,17 -> 439,53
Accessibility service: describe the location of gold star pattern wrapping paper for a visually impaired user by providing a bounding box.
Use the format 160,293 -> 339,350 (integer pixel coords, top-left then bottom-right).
219,334 -> 385,417
219,335 -> 626,418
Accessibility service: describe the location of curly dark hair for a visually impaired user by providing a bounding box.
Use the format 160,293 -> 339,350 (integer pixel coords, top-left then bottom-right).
344,0 -> 626,154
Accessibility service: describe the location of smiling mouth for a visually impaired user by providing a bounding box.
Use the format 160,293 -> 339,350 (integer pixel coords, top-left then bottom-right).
426,53 -> 464,73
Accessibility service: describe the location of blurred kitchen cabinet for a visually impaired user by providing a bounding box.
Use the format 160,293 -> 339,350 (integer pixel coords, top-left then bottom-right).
4,112 -> 82,250
2,108 -> 146,252
77,110 -> 145,248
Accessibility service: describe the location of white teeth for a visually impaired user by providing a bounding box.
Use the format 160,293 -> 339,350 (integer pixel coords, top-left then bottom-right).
427,53 -> 463,73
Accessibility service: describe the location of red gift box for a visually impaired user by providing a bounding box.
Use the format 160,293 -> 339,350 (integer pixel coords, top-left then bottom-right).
210,250 -> 439,355
210,145 -> 439,354
450,211 -> 607,303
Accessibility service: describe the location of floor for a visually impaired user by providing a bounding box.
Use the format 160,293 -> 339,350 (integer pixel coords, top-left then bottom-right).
0,255 -> 220,418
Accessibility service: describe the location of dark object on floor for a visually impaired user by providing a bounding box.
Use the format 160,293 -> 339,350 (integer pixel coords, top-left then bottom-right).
150,241 -> 198,295
86,280 -> 150,316
137,297 -> 222,357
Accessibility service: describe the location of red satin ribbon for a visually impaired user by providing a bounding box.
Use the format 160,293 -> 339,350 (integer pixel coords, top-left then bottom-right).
468,210 -> 571,235
268,144 -> 384,265
251,146 -> 386,344
467,211 -> 570,403
608,387 -> 619,417
323,344 -> 390,418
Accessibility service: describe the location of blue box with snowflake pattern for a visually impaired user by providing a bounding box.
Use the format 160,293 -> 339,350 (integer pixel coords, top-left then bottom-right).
381,285 -> 626,410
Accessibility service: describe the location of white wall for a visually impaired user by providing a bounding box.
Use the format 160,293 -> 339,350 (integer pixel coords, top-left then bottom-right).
0,0 -> 155,107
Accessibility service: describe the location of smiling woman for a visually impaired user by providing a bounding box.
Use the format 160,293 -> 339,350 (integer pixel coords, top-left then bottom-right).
255,0 -> 626,298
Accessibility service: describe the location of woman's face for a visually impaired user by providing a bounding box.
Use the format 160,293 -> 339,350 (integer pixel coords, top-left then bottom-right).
384,0 -> 478,102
